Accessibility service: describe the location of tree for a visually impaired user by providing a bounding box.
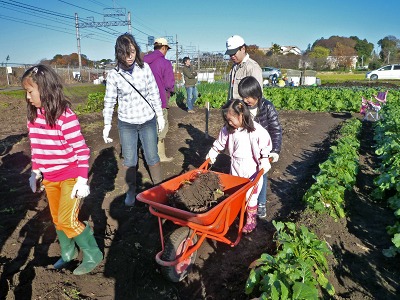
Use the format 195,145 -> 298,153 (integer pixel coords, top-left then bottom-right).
309,46 -> 330,58
313,36 -> 356,54
378,35 -> 399,63
269,43 -> 281,55
246,44 -> 268,67
332,42 -> 357,70
350,37 -> 374,66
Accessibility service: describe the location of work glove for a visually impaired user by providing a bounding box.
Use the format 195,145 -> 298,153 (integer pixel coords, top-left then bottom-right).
260,158 -> 272,174
71,176 -> 90,199
157,115 -> 165,134
269,152 -> 280,163
206,148 -> 219,164
103,125 -> 113,143
29,170 -> 42,193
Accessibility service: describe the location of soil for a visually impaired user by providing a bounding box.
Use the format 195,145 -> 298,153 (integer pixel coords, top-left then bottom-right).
0,86 -> 399,300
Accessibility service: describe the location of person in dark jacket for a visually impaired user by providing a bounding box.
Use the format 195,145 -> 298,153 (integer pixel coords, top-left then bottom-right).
182,57 -> 198,113
144,37 -> 175,162
238,76 -> 282,219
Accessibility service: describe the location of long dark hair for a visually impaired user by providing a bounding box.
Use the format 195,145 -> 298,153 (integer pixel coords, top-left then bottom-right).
238,76 -> 262,108
22,64 -> 71,127
115,33 -> 144,69
222,99 -> 255,134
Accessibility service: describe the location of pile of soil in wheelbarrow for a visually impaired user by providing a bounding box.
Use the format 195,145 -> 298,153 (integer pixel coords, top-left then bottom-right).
167,171 -> 228,213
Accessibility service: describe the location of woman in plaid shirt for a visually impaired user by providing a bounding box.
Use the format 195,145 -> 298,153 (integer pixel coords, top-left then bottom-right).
102,33 -> 165,206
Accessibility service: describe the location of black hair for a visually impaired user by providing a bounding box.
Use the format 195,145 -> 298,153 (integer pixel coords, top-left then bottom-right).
115,33 -> 144,69
21,64 -> 71,127
183,57 -> 190,64
222,99 -> 255,134
238,76 -> 262,103
153,43 -> 164,50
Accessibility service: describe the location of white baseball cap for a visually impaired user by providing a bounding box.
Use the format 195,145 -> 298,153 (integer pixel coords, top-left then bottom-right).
225,35 -> 245,55
154,37 -> 171,49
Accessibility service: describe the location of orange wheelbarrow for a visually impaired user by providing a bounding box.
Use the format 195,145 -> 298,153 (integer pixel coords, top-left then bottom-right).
136,159 -> 263,282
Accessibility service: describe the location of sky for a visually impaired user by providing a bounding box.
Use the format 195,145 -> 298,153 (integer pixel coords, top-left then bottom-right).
1,0 -> 399,65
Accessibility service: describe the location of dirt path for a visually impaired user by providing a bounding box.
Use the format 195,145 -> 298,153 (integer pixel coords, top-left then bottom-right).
0,94 -> 399,299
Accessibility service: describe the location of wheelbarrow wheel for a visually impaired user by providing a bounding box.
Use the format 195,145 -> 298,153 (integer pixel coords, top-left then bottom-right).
161,227 -> 198,282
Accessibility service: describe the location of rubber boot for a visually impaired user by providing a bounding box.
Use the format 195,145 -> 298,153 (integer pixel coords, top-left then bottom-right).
158,139 -> 174,162
242,205 -> 258,233
148,162 -> 162,186
53,230 -> 78,269
72,223 -> 103,275
124,166 -> 137,206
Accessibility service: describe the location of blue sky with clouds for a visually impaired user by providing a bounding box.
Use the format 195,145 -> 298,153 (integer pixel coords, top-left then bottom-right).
1,0 -> 399,64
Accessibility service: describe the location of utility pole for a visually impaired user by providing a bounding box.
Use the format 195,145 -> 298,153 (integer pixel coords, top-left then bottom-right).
175,34 -> 179,72
5,55 -> 10,86
75,13 -> 82,73
127,11 -> 131,33
75,8 -> 131,73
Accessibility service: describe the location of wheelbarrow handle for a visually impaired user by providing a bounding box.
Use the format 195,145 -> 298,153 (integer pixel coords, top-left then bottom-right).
199,158 -> 211,170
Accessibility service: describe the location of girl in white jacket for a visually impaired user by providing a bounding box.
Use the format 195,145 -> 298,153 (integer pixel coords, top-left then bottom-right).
206,99 -> 272,233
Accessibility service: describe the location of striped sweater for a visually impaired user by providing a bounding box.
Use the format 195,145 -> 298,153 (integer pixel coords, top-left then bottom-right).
28,107 -> 90,182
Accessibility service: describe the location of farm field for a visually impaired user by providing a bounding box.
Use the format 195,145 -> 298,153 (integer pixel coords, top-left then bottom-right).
0,84 -> 399,299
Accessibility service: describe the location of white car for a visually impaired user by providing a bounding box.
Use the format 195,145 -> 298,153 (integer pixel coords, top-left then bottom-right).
366,64 -> 400,80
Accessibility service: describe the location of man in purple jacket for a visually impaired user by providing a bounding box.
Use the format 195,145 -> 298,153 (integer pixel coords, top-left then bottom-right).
144,37 -> 175,162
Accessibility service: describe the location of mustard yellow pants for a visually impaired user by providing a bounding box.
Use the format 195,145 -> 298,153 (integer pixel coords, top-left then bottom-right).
42,178 -> 85,238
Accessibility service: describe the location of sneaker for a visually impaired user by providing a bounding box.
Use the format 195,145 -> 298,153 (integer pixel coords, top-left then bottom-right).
187,110 -> 195,114
257,204 -> 266,219
124,191 -> 136,207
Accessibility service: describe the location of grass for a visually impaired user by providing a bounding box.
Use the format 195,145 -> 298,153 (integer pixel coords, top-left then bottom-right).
317,72 -> 365,82
64,84 -> 105,101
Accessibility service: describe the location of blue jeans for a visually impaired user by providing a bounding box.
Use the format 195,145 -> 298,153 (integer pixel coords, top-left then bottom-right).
258,173 -> 268,205
185,86 -> 198,110
118,117 -> 159,167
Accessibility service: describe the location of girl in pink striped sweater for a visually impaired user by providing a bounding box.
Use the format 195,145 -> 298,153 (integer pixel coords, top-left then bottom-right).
22,65 -> 102,275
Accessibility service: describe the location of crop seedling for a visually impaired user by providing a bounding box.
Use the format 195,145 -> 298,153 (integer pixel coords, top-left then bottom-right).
245,221 -> 335,299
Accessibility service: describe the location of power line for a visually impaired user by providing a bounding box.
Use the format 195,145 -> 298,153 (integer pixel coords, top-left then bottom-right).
57,0 -> 103,16
0,14 -> 75,36
0,0 -> 74,19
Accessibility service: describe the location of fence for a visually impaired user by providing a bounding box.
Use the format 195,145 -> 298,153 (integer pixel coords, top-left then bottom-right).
0,66 -> 109,87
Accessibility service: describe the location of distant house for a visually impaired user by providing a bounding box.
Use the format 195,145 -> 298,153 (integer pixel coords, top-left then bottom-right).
280,46 -> 302,56
258,46 -> 302,56
326,55 -> 358,69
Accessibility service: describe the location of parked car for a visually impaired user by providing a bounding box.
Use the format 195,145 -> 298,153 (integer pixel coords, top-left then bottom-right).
366,64 -> 400,80
262,67 -> 282,79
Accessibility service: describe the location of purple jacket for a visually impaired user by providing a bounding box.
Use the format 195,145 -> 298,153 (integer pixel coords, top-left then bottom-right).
143,50 -> 175,108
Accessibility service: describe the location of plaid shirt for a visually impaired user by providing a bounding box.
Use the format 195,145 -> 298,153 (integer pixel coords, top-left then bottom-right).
103,63 -> 162,125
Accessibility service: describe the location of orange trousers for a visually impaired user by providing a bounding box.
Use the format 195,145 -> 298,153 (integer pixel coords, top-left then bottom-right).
42,178 -> 85,238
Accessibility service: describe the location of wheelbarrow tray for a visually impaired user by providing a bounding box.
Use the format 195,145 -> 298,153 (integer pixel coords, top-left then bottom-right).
136,161 -> 262,271
137,167 -> 258,236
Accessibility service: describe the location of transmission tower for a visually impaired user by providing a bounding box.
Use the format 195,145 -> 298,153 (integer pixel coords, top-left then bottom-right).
75,8 -> 131,71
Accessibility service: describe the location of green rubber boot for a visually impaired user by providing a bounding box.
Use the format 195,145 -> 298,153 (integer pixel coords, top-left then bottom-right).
53,230 -> 78,269
72,223 -> 103,275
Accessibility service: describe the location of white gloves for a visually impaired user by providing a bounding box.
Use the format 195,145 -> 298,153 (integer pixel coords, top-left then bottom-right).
29,170 -> 42,193
206,148 -> 219,164
71,176 -> 90,199
269,153 -> 280,163
260,158 -> 271,174
103,125 -> 113,143
157,115 -> 165,133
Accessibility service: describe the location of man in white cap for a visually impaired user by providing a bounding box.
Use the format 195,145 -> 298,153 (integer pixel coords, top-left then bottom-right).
144,37 -> 175,162
225,35 -> 263,100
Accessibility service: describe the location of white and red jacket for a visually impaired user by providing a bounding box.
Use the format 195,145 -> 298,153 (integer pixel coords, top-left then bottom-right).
28,108 -> 90,182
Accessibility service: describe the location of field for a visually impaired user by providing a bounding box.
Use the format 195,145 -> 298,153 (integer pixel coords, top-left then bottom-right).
0,83 -> 399,299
